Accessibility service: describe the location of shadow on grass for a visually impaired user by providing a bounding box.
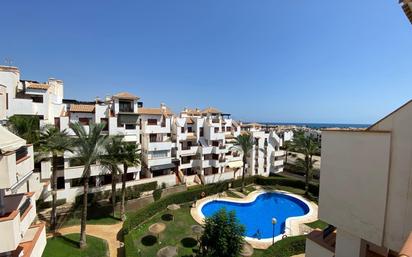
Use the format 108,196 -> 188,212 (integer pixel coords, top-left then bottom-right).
181,237 -> 198,248
141,235 -> 157,246
161,213 -> 174,221
58,235 -> 80,248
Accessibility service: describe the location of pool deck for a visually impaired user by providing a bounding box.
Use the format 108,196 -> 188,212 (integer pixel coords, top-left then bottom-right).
190,189 -> 318,249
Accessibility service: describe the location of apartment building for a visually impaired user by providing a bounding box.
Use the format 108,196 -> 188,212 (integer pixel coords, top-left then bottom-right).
171,107 -> 244,185
0,125 -> 46,257
138,104 -> 177,185
241,123 -> 285,175
305,100 -> 412,257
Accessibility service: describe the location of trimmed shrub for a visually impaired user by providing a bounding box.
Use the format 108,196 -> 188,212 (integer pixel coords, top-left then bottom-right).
153,188 -> 162,201
261,235 -> 306,257
231,176 -> 255,188
255,176 -> 319,197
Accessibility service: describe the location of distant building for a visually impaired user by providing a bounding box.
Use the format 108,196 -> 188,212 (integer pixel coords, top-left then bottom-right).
400,0 -> 412,24
305,100 -> 412,257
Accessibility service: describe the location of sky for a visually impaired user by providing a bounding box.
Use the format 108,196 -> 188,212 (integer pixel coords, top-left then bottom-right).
1,1 -> 412,124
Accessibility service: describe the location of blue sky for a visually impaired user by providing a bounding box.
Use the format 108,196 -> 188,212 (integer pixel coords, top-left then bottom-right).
1,1 -> 411,124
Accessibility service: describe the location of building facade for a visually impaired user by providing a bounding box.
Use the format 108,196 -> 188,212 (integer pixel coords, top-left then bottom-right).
0,126 -> 46,257
305,100 -> 412,257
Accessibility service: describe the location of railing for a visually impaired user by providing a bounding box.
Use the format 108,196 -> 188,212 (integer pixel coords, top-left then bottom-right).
15,146 -> 28,162
219,145 -> 225,149
219,158 -> 226,163
19,198 -> 31,217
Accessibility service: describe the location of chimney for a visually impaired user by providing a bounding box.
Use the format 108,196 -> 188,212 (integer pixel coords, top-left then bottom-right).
160,103 -> 166,110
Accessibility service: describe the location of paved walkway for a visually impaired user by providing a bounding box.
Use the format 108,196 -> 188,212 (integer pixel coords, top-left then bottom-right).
56,222 -> 124,257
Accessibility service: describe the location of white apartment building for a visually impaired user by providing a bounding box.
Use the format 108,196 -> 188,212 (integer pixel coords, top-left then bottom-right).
305,100 -> 412,257
241,123 -> 285,175
0,125 -> 46,257
172,107 -> 244,185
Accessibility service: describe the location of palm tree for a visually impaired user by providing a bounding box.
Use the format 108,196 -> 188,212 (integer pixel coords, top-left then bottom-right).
291,133 -> 319,195
118,143 -> 141,221
37,126 -> 73,232
8,115 -> 40,147
100,136 -> 124,217
70,122 -> 108,248
231,133 -> 254,192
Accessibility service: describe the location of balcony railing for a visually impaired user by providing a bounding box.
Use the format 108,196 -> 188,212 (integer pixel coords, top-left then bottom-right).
15,146 -> 28,163
18,198 -> 31,217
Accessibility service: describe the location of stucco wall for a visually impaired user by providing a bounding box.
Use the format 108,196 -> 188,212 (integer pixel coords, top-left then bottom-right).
319,130 -> 391,246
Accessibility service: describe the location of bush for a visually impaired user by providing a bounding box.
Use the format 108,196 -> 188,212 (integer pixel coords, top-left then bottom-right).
153,188 -> 162,201
255,176 -> 319,197
231,176 -> 255,188
123,181 -> 229,234
261,235 -> 306,257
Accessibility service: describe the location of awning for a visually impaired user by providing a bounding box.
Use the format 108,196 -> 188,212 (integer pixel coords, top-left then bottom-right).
228,160 -> 243,169
0,126 -> 26,153
150,163 -> 176,171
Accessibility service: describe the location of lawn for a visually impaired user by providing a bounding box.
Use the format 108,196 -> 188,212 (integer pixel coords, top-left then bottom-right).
305,219 -> 329,230
127,204 -> 200,257
43,233 -> 108,257
60,206 -> 121,228
225,190 -> 243,198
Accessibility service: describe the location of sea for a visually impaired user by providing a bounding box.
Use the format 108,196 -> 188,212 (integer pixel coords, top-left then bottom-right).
260,122 -> 370,129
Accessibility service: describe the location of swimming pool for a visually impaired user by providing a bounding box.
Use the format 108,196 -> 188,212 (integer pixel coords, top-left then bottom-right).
200,192 -> 310,239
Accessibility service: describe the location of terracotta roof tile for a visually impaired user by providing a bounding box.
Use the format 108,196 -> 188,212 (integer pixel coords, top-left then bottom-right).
138,107 -> 173,116
69,104 -> 95,113
113,92 -> 140,100
202,107 -> 221,114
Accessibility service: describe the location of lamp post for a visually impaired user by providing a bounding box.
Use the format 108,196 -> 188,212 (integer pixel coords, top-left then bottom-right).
272,217 -> 277,245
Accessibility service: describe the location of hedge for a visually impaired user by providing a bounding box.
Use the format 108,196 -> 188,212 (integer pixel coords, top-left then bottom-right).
261,235 -> 306,257
255,176 -> 319,197
75,181 -> 157,205
231,176 -> 255,188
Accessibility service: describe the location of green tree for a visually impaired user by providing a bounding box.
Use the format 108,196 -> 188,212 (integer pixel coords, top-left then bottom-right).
200,208 -> 245,257
292,132 -> 319,195
118,143 -> 141,221
70,122 -> 108,248
100,136 -> 124,217
231,133 -> 254,192
8,115 -> 40,147
37,126 -> 73,232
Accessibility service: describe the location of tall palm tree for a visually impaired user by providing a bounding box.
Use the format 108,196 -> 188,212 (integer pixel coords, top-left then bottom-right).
8,115 -> 40,147
292,133 -> 320,195
118,143 -> 141,221
70,122 -> 108,248
37,126 -> 73,232
231,133 -> 254,192
100,136 -> 124,217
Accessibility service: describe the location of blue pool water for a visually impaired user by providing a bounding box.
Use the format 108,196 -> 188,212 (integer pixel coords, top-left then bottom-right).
201,192 -> 309,239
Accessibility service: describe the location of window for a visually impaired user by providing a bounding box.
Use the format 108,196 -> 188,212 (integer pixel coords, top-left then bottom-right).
150,134 -> 157,142
148,119 -> 157,125
222,127 -> 225,132
151,150 -> 168,159
100,118 -> 109,131
181,127 -> 185,133
188,126 -> 193,132
125,124 -> 136,130
32,96 -> 43,103
57,177 -> 65,189
214,127 -> 219,133
54,117 -> 60,129
70,178 -> 83,188
200,127 -> 204,137
119,100 -> 133,112
79,118 -> 90,126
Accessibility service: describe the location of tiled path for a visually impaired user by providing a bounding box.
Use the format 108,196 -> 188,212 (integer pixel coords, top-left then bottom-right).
56,222 -> 124,257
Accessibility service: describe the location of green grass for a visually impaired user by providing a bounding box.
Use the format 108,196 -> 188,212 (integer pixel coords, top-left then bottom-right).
127,205 -> 199,257
43,233 -> 109,257
225,190 -> 242,198
305,219 -> 329,230
61,213 -> 121,228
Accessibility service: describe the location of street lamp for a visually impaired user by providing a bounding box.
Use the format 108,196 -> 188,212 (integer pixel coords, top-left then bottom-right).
272,217 -> 277,245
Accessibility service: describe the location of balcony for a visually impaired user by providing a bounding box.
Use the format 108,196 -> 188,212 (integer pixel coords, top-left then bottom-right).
273,150 -> 286,157
181,146 -> 199,156
12,223 -> 46,257
305,229 -> 336,257
148,141 -> 172,151
0,193 -> 36,253
0,145 -> 34,189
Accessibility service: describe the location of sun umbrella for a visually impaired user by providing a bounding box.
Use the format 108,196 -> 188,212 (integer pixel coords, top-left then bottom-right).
156,246 -> 178,257
240,242 -> 254,257
149,222 -> 166,243
191,225 -> 204,241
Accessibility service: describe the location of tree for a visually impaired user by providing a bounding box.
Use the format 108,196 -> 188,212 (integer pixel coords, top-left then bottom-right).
70,122 -> 108,248
200,208 -> 245,257
291,133 -> 319,195
8,115 -> 40,147
118,143 -> 141,221
231,133 -> 254,192
100,136 -> 124,217
283,140 -> 292,165
37,126 -> 73,232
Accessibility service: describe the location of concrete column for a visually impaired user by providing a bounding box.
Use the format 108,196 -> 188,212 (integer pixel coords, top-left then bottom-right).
335,229 -> 365,257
